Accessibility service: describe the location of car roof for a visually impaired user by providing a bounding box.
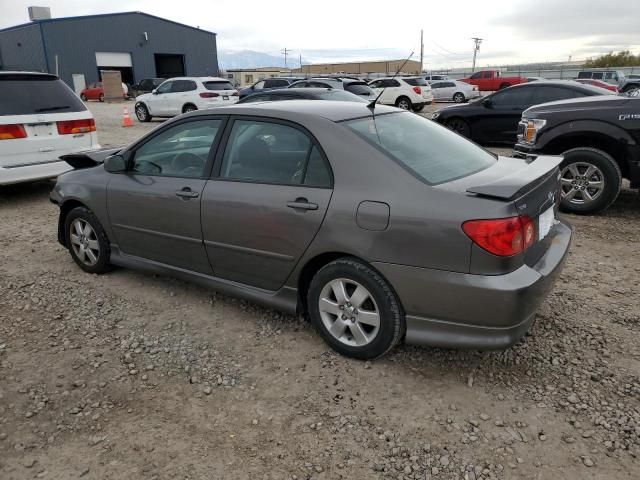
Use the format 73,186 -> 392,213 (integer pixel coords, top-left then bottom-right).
0,71 -> 58,79
189,99 -> 398,122
163,77 -> 230,82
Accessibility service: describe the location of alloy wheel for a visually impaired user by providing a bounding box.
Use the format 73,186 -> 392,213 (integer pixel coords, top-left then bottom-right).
397,99 -> 410,110
560,162 -> 605,206
136,106 -> 147,121
70,219 -> 100,266
318,278 -> 380,347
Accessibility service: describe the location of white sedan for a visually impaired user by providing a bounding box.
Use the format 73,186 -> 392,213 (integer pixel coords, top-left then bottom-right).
429,80 -> 480,103
134,77 -> 239,122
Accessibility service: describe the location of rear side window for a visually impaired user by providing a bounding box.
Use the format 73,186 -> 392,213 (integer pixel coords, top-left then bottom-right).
403,78 -> 428,86
530,86 -> 579,104
0,75 -> 86,115
203,81 -> 235,91
220,120 -> 331,186
577,72 -> 591,79
344,112 -> 495,185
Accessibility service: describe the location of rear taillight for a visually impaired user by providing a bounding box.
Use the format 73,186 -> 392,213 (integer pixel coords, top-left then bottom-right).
232,91 -> 239,96
57,119 -> 96,135
200,92 -> 219,98
462,216 -> 535,257
413,86 -> 422,94
0,124 -> 27,140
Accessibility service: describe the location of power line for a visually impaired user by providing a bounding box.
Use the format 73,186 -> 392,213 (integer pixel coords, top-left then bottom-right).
471,37 -> 483,72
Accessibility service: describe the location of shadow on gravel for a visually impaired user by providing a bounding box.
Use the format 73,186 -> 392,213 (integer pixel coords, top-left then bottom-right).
0,180 -> 54,206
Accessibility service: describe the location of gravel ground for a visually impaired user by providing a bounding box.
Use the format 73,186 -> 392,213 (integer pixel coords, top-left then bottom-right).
0,100 -> 638,479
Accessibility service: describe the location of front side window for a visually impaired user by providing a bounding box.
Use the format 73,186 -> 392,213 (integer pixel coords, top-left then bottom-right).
490,87 -> 533,106
156,81 -> 173,94
131,119 -> 222,178
530,86 -> 579,104
430,82 -> 444,89
345,83 -> 374,95
264,79 -> 289,88
470,72 -> 482,79
369,80 -> 383,89
344,112 -> 495,185
220,120 -> 330,186
592,72 -> 604,80
289,81 -> 308,88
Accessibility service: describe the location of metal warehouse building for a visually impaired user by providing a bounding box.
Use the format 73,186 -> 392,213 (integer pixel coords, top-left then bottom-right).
0,10 -> 218,93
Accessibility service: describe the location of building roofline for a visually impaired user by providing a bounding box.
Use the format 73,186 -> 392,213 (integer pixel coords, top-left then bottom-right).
0,11 -> 216,35
295,59 -> 421,68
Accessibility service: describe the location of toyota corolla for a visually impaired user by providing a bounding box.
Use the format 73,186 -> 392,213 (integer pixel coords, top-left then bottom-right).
50,101 -> 571,359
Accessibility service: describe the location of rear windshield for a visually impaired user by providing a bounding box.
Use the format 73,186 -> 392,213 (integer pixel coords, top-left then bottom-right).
203,81 -> 235,91
404,77 -> 429,86
316,90 -> 368,102
344,83 -> 375,95
344,112 -> 495,185
0,75 -> 86,116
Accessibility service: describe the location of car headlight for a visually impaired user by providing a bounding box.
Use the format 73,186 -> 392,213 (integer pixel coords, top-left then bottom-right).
518,118 -> 546,144
431,111 -> 441,120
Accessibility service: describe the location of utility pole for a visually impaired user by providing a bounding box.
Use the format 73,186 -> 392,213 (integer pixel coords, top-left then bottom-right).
420,29 -> 424,74
471,37 -> 483,72
281,47 -> 291,67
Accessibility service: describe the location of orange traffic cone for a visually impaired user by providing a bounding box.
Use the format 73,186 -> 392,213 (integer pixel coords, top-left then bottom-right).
122,107 -> 134,127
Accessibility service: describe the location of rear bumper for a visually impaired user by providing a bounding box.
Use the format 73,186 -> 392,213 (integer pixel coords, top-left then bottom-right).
0,160 -> 72,186
372,220 -> 572,350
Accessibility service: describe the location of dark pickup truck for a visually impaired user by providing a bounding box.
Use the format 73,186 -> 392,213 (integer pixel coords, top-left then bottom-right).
513,95 -> 640,214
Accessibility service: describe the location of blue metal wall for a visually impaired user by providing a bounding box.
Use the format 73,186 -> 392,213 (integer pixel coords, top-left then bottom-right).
0,23 -> 47,72
0,12 -> 218,86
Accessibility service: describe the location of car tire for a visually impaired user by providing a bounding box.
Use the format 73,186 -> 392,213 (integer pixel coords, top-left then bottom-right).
499,83 -> 510,90
135,103 -> 151,122
395,96 -> 412,110
64,207 -> 112,274
307,258 -> 404,360
98,93 -> 104,102
182,104 -> 197,114
453,92 -> 466,103
445,117 -> 471,138
80,94 -> 87,101
412,105 -> 424,112
559,147 -> 622,214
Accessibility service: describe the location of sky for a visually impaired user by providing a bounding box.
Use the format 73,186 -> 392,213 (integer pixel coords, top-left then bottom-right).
2,0 -> 639,69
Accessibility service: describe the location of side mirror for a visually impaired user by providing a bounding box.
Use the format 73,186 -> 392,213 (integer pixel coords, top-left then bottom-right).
152,89 -> 158,95
104,154 -> 127,173
482,98 -> 493,108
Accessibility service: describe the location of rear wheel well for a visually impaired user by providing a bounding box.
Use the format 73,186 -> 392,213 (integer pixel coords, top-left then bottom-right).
58,200 -> 88,246
543,133 -> 629,178
182,103 -> 197,113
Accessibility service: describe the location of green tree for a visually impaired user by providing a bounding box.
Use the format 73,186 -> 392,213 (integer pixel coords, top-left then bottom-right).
584,51 -> 640,68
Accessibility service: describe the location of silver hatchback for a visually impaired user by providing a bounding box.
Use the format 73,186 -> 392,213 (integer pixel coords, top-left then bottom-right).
51,101 -> 571,359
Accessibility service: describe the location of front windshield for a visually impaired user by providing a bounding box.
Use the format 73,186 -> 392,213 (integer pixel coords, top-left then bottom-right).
344,112 -> 496,185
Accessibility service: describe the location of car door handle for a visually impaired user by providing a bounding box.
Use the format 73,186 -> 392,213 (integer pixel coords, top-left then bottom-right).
287,198 -> 318,210
175,188 -> 199,199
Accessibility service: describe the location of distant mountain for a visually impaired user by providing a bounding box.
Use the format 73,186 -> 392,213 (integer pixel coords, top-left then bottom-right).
218,50 -> 301,70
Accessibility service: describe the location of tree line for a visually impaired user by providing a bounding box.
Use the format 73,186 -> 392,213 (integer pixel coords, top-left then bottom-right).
584,51 -> 640,68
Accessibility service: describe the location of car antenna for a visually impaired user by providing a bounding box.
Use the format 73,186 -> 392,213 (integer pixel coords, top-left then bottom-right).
368,51 -> 415,111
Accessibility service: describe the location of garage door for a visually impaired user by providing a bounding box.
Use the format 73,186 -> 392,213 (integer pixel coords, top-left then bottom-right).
95,52 -> 132,67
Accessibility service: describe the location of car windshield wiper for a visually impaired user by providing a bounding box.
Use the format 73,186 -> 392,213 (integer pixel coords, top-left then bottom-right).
35,105 -> 71,112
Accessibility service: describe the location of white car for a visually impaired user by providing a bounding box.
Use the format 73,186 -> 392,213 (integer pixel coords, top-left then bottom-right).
368,77 -> 434,111
425,75 -> 449,81
0,71 -> 99,186
134,77 -> 239,122
429,80 -> 480,103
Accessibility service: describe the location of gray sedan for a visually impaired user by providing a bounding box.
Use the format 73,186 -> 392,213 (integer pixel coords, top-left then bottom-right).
51,101 -> 571,359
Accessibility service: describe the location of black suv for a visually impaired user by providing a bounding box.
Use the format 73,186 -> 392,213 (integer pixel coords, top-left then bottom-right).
514,95 -> 640,214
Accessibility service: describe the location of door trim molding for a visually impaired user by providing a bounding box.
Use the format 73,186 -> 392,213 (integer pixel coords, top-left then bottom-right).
203,239 -> 294,262
113,223 -> 202,244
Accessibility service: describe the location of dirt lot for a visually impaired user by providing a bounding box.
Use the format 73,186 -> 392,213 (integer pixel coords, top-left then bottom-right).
0,101 -> 639,480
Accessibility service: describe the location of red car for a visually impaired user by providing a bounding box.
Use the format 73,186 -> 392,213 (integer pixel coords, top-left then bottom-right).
574,78 -> 618,92
459,70 -> 528,91
80,82 -> 126,102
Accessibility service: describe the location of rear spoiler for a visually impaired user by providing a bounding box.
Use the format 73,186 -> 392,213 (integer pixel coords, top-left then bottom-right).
59,147 -> 123,169
467,155 -> 563,200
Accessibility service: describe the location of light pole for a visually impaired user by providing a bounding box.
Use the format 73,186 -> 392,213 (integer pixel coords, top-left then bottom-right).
471,37 -> 483,72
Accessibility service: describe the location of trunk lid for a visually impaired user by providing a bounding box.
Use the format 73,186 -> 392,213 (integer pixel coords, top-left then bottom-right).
445,155 -> 563,269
